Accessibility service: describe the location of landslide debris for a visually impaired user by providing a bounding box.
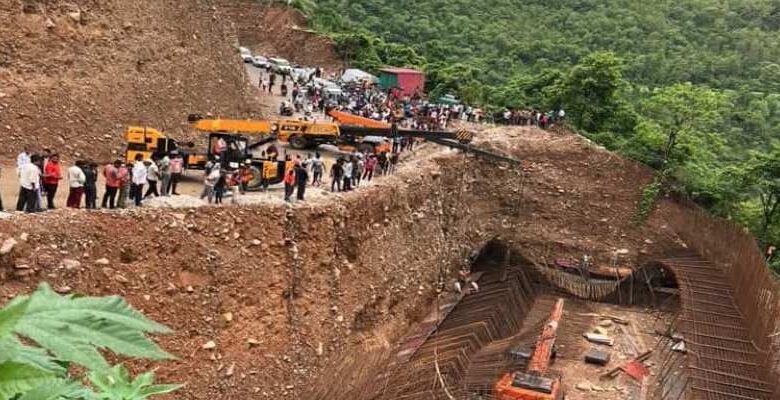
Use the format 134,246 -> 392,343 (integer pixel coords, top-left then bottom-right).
0,126 -> 688,399
0,0 -> 260,161
219,1 -> 345,72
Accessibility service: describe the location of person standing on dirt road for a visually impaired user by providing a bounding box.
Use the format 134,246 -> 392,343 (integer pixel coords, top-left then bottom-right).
311,153 -> 324,186
268,73 -> 276,94
16,147 -> 30,176
42,153 -> 62,210
83,161 -> 98,209
214,169 -> 227,204
342,157 -> 353,191
66,160 -> 86,208
131,156 -> 147,207
101,160 -> 122,209
389,152 -> 400,174
202,167 -> 220,204
330,158 -> 343,192
239,161 -> 254,194
169,153 -> 184,195
294,162 -> 309,201
143,159 -> 160,199
283,165 -> 296,202
159,155 -> 171,196
17,154 -> 42,213
117,162 -> 131,209
363,154 -> 377,182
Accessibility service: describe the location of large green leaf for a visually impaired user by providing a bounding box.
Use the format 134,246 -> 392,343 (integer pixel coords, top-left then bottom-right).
0,337 -> 63,374
17,380 -> 89,400
0,362 -> 59,400
13,284 -> 175,371
0,297 -> 29,339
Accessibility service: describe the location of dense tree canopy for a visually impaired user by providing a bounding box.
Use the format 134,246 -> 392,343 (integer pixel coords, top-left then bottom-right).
309,0 -> 780,272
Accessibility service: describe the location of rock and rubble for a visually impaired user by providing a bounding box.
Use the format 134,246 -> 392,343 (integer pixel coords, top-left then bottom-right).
0,0 -> 261,161
0,126 -> 688,399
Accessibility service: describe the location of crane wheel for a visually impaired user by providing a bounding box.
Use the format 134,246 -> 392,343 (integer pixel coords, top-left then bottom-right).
289,135 -> 308,150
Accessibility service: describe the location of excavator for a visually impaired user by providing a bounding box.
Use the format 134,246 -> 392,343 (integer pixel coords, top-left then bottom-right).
494,298 -> 565,400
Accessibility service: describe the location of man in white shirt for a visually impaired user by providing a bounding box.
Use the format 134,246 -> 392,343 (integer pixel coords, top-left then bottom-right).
143,160 -> 160,199
16,147 -> 30,176
159,155 -> 171,196
131,155 -> 147,206
17,154 -> 41,213
66,161 -> 86,208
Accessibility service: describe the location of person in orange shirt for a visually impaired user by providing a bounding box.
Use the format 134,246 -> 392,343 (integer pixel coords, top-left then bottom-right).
42,153 -> 62,209
239,162 -> 254,194
283,165 -> 296,202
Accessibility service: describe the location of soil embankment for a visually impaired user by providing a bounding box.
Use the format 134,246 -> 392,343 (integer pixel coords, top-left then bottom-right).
219,2 -> 344,72
0,126 -> 688,398
0,0 -> 260,161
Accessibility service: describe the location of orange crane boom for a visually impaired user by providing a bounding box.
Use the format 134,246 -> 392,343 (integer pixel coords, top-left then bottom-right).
494,298 -> 565,400
327,110 -> 392,129
528,298 -> 564,375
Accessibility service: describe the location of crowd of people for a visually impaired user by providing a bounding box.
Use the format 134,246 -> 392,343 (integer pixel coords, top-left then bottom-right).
5,141 -> 409,213
4,66 -> 562,213
257,64 -> 485,133
11,148 -> 190,213
495,108 -> 566,128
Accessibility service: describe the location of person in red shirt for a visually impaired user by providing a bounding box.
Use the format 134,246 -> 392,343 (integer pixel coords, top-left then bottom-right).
42,153 -> 62,209
362,154 -> 378,182
101,160 -> 122,209
283,164 -> 296,202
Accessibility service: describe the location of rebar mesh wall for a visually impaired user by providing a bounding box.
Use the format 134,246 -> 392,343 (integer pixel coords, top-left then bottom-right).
663,201 -> 780,398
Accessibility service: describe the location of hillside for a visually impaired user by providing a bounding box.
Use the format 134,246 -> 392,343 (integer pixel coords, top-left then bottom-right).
312,0 -> 780,268
219,1 -> 344,72
0,0 -> 259,161
314,0 -> 780,94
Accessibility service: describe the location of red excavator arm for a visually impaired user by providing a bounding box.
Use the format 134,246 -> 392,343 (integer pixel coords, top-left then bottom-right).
327,110 -> 391,129
494,298 -> 565,400
528,298 -> 564,375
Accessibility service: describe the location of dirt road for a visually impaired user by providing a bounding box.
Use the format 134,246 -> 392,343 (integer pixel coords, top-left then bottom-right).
0,61 -> 394,211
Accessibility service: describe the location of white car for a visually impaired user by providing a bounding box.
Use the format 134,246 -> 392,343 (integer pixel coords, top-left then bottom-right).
239,47 -> 253,63
269,58 -> 292,74
291,67 -> 315,82
252,56 -> 269,68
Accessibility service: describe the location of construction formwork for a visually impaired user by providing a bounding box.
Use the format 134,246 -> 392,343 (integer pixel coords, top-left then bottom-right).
663,201 -> 780,399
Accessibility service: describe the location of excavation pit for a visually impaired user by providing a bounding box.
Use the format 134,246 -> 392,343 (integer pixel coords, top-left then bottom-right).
307,244 -> 685,400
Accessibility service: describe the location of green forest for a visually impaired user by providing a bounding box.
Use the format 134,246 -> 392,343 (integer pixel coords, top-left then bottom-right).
302,0 -> 780,272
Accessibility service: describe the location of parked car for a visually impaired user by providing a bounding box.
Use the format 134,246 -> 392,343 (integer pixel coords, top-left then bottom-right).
239,47 -> 253,63
291,66 -> 316,82
269,58 -> 292,75
252,55 -> 269,68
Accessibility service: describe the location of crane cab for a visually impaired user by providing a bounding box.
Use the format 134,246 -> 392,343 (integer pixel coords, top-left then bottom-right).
125,126 -> 178,163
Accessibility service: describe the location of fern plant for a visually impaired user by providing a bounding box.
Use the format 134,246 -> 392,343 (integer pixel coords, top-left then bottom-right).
0,283 -> 178,400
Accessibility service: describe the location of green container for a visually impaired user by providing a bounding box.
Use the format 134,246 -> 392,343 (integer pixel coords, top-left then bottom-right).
378,72 -> 399,89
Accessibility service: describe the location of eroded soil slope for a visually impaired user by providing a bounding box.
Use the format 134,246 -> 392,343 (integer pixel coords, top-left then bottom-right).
0,0 -> 259,161
220,2 -> 344,72
0,126 -> 691,399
